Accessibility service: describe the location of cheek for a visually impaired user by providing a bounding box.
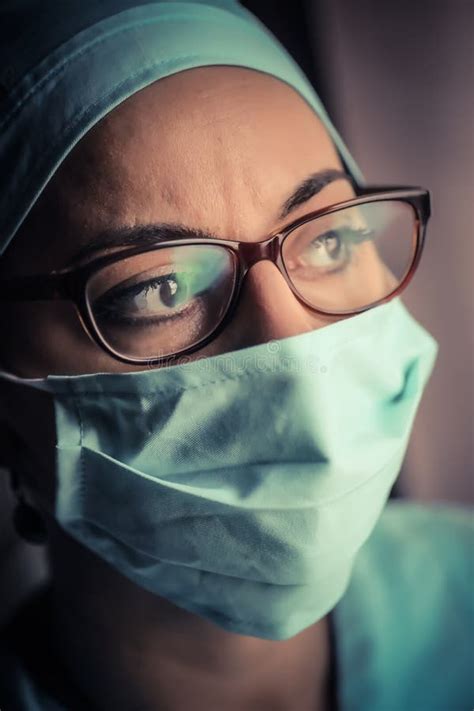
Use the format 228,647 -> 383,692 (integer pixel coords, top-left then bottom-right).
0,301 -> 130,376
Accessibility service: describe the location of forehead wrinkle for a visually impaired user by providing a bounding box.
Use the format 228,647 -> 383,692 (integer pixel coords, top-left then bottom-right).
4,66 -> 343,273
60,65 -> 320,203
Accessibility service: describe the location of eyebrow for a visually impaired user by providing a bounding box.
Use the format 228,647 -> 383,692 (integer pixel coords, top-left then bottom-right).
278,168 -> 350,219
69,168 -> 351,265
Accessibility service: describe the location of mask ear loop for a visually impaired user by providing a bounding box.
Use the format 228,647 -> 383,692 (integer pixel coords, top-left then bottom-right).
9,469 -> 48,545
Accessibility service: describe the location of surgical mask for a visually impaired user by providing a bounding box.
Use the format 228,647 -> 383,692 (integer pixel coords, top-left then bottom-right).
1,297 -> 437,640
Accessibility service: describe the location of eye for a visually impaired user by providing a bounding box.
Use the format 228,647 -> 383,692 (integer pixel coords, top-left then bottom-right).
127,273 -> 190,314
292,226 -> 368,275
283,220 -> 375,281
303,229 -> 347,268
93,271 -> 196,324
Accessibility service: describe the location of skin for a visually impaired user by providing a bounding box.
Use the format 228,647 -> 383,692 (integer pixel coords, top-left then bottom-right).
0,66 -> 358,710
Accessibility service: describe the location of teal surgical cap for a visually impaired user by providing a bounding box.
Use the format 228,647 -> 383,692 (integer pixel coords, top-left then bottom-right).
0,0 -> 364,256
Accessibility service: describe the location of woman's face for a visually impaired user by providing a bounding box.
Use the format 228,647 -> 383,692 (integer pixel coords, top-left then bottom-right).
0,66 -> 355,500
0,66 -> 355,378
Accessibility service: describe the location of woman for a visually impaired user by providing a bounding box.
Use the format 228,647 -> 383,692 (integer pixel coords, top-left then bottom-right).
0,1 -> 472,709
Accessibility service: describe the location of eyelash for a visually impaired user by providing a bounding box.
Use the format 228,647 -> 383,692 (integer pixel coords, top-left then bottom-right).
94,275 -> 189,323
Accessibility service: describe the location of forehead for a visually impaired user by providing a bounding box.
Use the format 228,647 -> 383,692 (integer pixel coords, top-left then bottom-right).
63,65 -> 340,204
3,66 -> 342,272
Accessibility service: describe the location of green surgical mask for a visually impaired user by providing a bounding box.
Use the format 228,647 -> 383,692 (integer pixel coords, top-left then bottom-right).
0,297 -> 438,640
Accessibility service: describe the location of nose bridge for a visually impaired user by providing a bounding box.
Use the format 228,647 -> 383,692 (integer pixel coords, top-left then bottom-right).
239,233 -> 281,269
228,258 -> 320,348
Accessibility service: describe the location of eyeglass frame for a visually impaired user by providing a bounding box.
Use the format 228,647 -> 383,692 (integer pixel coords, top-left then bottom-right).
0,185 -> 430,366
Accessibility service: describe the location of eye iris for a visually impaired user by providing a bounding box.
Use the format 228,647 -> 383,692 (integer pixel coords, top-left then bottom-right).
129,276 -> 185,313
304,230 -> 345,267
323,232 -> 341,259
159,277 -> 181,308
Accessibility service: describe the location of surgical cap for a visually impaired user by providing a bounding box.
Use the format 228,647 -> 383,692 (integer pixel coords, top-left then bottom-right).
0,0 -> 364,257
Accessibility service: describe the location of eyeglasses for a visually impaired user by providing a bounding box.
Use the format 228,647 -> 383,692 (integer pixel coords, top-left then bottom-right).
0,186 -> 430,365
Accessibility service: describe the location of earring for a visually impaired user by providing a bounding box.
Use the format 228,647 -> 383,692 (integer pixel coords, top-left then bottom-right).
10,470 -> 48,545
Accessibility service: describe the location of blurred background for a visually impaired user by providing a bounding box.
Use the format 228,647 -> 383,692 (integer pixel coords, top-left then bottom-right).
1,0 -> 473,626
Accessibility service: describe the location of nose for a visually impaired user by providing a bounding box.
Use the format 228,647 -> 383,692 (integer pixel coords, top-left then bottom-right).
214,260 -> 331,352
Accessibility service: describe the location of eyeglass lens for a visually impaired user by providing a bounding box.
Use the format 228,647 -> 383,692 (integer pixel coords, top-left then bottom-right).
282,200 -> 416,313
85,200 -> 417,360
